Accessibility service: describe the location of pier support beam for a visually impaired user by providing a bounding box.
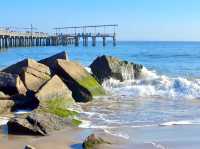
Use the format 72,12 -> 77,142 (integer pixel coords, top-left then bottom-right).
103,37 -> 106,47
92,36 -> 96,47
75,37 -> 79,46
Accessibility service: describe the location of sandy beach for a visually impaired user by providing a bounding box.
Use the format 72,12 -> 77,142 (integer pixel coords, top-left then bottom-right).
2,124 -> 200,149
0,126 -> 132,149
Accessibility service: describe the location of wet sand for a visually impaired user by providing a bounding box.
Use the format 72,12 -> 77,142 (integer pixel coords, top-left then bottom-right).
1,125 -> 200,149
0,126 -> 131,149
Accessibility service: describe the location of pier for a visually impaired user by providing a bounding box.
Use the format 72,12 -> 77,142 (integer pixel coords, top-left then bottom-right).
0,24 -> 118,49
53,24 -> 118,47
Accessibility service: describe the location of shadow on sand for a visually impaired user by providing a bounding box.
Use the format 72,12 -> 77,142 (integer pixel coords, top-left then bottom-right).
70,143 -> 83,149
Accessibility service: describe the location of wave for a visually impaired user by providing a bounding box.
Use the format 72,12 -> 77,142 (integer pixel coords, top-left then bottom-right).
160,119 -> 200,126
102,67 -> 200,99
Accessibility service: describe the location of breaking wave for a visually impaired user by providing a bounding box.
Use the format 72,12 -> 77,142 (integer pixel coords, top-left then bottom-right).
102,67 -> 200,99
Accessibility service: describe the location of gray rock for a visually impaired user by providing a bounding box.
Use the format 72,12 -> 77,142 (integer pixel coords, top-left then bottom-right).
2,58 -> 51,75
0,99 -> 14,114
90,55 -> 143,83
20,67 -> 51,92
51,59 -> 105,102
7,109 -> 67,136
82,134 -> 110,149
35,75 -> 74,103
39,51 -> 69,68
0,72 -> 27,95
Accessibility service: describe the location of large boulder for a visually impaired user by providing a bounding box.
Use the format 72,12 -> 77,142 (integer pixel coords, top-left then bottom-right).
35,75 -> 74,104
7,109 -> 67,136
90,55 -> 143,83
0,72 -> 27,95
39,51 -> 69,67
52,59 -> 105,102
2,58 -> 51,75
2,59 -> 51,93
20,67 -> 51,92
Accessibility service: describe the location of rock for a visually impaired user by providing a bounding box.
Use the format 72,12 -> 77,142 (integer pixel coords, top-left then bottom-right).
7,109 -> 67,136
24,145 -> 36,149
11,94 -> 39,111
52,59 -> 105,102
35,75 -> 74,104
39,51 -> 69,68
0,99 -> 14,114
2,58 -> 51,75
90,55 -> 143,83
82,134 -> 110,149
20,67 -> 51,92
0,72 -> 27,95
0,91 -> 13,114
0,91 -> 10,100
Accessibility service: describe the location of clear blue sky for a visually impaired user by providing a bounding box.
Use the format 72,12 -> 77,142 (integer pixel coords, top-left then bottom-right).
1,0 -> 200,41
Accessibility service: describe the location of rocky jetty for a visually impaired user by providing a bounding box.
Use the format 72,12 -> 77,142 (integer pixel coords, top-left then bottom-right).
90,55 -> 143,83
0,52 -> 139,140
0,51 -> 105,135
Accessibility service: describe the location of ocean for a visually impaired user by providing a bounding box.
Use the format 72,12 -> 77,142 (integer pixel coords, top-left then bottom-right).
1,41 -> 200,146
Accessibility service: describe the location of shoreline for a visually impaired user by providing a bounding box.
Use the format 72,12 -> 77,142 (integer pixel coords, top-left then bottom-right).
0,125 -> 131,149
2,124 -> 200,149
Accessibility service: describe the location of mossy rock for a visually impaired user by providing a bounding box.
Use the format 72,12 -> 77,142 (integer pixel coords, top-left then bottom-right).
71,118 -> 82,126
52,59 -> 105,102
78,75 -> 105,96
39,97 -> 82,127
40,98 -> 77,118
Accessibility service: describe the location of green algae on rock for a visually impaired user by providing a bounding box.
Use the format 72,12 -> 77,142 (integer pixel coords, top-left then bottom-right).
52,59 -> 105,102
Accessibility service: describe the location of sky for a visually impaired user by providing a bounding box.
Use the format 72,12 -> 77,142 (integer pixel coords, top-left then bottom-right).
1,0 -> 200,41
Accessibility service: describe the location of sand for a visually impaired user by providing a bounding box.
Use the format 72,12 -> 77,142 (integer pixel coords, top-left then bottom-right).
0,126 -> 131,149
2,125 -> 200,149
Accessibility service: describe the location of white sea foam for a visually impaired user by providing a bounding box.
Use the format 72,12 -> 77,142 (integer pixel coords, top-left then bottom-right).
84,67 -> 92,74
102,67 -> 200,99
103,129 -> 130,139
14,110 -> 31,114
150,142 -> 167,149
78,120 -> 91,128
160,120 -> 200,126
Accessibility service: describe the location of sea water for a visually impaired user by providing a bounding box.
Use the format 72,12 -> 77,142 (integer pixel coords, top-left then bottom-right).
1,41 -> 200,144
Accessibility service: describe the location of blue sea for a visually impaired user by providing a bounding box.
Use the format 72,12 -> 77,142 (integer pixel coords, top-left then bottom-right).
1,41 -> 200,146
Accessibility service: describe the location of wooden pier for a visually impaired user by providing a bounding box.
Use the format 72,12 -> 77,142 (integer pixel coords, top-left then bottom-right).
0,24 -> 118,49
53,24 -> 118,47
